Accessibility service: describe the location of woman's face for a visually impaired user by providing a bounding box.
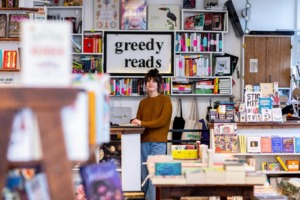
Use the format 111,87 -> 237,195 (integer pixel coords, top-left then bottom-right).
124,0 -> 146,28
146,78 -> 158,93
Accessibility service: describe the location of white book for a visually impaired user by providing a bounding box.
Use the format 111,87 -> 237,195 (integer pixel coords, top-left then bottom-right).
272,107 -> 283,122
247,136 -> 261,153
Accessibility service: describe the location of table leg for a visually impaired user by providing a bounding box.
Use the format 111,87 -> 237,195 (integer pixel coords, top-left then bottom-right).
37,109 -> 74,200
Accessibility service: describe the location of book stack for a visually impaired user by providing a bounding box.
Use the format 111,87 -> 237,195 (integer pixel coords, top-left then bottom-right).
203,166 -> 225,184
194,79 -> 214,94
83,33 -> 102,53
245,171 -> 266,184
185,168 -> 206,184
218,78 -> 231,94
224,163 -> 247,184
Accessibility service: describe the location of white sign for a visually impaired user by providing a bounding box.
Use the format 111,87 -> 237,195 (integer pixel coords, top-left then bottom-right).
245,91 -> 261,113
104,31 -> 174,76
21,21 -> 72,87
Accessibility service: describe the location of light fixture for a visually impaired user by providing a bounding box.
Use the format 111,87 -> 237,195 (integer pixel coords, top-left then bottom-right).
241,0 -> 251,34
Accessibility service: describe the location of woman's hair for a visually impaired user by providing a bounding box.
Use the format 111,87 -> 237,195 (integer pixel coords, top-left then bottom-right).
144,69 -> 162,93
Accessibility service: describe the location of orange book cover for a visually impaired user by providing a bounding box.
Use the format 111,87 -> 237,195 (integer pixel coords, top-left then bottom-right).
260,137 -> 272,153
213,77 -> 219,94
3,50 -> 17,69
88,91 -> 96,145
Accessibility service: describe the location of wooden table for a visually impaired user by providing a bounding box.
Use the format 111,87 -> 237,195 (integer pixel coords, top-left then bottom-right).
155,184 -> 256,200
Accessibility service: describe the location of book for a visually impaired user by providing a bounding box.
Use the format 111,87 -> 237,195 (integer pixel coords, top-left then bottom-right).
260,137 -> 272,153
148,4 -> 180,30
8,14 -> 29,37
155,162 -> 182,176
272,107 -> 283,122
2,50 -> 17,69
183,0 -> 196,8
282,137 -> 294,153
295,137 -> 300,153
211,13 -> 223,31
203,13 -> 213,31
80,161 -> 123,200
275,155 -> 288,171
271,136 -> 283,153
247,136 -> 261,153
0,14 -> 7,37
266,162 -> 280,171
258,97 -> 272,114
260,83 -> 274,98
121,0 -> 147,30
25,173 -> 50,200
261,108 -> 272,122
93,0 -> 120,30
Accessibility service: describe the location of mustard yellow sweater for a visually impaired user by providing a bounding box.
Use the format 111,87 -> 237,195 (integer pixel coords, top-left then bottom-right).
136,94 -> 172,143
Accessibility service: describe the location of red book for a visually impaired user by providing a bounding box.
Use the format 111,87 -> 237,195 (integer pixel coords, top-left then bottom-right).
3,50 -> 17,69
83,36 -> 94,53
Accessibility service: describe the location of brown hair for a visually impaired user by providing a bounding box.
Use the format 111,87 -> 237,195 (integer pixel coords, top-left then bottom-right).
144,69 -> 162,93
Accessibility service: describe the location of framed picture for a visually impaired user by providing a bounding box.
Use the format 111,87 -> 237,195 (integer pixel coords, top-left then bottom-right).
214,56 -> 231,76
104,31 -> 174,76
183,0 -> 196,8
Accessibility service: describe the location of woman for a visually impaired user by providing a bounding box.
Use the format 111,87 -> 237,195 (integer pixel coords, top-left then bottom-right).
131,69 -> 172,200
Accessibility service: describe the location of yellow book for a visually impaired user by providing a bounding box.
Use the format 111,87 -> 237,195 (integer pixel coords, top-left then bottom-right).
88,91 -> 96,145
275,155 -> 288,171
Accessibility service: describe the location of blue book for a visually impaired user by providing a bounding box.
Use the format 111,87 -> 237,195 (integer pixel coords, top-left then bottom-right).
295,137 -> 300,153
155,162 -> 182,176
271,136 -> 283,153
80,161 -> 123,200
259,97 -> 273,114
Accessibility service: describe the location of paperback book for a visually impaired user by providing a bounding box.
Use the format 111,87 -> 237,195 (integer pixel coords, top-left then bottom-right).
8,14 -> 29,38
80,161 -> 123,200
94,0 -> 119,30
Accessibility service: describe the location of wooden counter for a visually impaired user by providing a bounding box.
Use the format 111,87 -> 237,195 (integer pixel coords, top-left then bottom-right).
156,184 -> 256,200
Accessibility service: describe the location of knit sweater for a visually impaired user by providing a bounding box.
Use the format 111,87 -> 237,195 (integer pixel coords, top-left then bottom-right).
136,94 -> 172,143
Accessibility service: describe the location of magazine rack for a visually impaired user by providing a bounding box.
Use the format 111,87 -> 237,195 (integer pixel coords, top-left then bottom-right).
0,87 -> 78,199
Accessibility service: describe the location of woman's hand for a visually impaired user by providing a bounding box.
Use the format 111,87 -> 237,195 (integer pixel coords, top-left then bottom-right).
131,119 -> 141,126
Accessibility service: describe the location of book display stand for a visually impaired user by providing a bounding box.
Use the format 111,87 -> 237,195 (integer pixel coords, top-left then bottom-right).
0,87 -> 79,199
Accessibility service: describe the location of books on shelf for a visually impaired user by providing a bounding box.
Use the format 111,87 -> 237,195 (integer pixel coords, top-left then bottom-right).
260,137 -> 272,153
247,136 -> 261,153
282,137 -> 294,153
213,123 -> 238,153
148,4 -> 180,30
83,33 -> 102,53
94,0 -> 120,30
8,14 -> 29,38
271,136 -> 283,153
275,155 -> 288,172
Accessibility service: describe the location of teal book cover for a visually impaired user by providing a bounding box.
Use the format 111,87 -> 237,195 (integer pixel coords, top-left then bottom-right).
155,162 -> 182,176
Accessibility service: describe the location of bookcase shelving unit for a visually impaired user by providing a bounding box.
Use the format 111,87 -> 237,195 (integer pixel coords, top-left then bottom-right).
75,9 -> 231,97
209,122 -> 300,178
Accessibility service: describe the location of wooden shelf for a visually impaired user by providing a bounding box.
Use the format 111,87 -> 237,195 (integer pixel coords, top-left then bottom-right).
0,7 -> 38,12
208,122 -> 300,129
0,38 -> 20,41
0,69 -> 20,72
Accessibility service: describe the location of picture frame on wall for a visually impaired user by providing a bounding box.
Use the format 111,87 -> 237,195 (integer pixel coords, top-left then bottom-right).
103,31 -> 174,76
214,56 -> 231,76
94,0 -> 120,30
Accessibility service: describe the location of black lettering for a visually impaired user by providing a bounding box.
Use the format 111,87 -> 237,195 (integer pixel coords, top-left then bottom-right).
146,56 -> 154,68
139,42 -> 146,50
131,59 -> 138,67
125,59 -> 131,67
131,42 -> 138,50
139,59 -> 146,67
146,38 -> 154,51
115,42 -> 123,54
156,59 -> 162,68
124,42 -> 131,51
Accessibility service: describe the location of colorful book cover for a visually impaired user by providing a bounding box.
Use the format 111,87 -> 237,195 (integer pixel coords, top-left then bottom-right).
121,0 -> 147,30
147,4 -> 180,30
3,50 -> 17,69
260,137 -> 272,153
258,97 -> 272,114
94,0 -> 119,30
282,137 -> 294,153
8,14 -> 29,38
80,161 -> 124,200
271,136 -> 283,153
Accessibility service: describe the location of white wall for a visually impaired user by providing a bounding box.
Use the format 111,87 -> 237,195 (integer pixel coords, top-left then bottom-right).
82,0 -> 298,123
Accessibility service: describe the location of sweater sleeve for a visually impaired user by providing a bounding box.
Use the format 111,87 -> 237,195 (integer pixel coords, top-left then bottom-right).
141,97 -> 172,128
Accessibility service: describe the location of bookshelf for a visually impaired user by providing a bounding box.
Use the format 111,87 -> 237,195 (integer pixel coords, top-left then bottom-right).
209,122 -> 300,176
